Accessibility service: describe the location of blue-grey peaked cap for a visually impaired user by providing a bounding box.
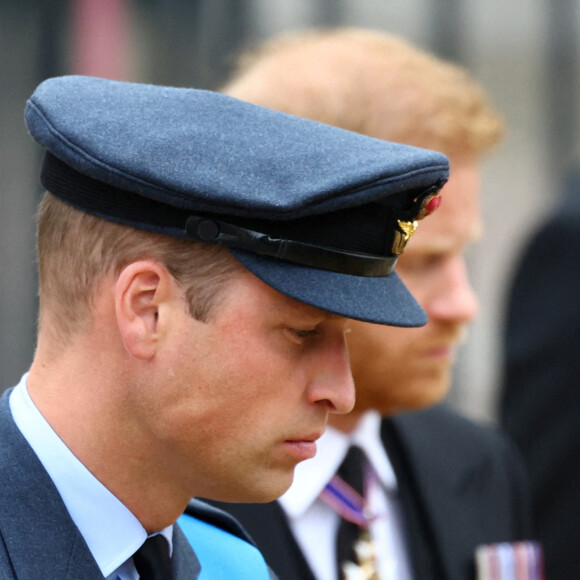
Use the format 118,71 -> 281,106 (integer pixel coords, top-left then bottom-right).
25,75 -> 449,326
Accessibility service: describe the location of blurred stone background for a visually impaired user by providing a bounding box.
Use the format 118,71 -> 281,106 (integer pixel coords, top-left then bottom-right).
1,0 -> 579,422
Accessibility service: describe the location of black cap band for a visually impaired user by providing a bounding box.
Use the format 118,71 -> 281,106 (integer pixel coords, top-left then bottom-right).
40,152 -> 190,237
40,152 -> 402,277
185,216 -> 398,277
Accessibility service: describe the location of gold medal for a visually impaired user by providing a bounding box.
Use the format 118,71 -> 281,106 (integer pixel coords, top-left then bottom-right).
341,530 -> 380,580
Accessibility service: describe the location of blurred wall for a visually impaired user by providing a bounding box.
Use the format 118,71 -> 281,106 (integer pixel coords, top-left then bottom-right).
0,1 -> 68,391
1,0 -> 578,423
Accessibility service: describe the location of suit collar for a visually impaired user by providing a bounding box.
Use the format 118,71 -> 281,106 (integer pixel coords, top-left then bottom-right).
9,375 -> 158,576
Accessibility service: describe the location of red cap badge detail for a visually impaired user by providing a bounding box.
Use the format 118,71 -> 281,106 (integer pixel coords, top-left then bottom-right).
418,193 -> 442,220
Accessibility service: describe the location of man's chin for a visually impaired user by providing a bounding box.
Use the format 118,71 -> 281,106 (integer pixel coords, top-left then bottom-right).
234,473 -> 295,504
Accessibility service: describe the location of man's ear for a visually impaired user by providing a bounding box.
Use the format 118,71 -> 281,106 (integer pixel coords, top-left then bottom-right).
115,261 -> 175,360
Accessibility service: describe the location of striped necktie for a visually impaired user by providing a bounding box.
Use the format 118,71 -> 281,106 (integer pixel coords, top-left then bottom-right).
320,445 -> 380,579
335,445 -> 366,572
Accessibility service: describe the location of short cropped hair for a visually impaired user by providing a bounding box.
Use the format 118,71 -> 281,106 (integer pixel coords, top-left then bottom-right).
223,28 -> 503,159
36,193 -> 243,342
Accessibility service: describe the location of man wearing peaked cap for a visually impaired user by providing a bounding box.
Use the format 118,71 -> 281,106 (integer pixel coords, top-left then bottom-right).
0,75 -> 446,580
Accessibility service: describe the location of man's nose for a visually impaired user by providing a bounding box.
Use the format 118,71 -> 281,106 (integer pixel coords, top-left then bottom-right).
307,330 -> 356,414
426,256 -> 479,324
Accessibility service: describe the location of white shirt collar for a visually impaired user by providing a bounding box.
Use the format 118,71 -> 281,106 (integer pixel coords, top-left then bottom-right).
279,410 -> 397,519
9,374 -> 173,577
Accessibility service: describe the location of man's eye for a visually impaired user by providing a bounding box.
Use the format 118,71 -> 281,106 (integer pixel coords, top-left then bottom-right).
291,328 -> 319,340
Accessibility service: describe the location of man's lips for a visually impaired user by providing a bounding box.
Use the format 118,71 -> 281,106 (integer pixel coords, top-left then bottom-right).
283,432 -> 323,461
285,431 -> 324,445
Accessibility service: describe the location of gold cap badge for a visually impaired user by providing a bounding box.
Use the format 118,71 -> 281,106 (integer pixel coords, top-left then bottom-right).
391,193 -> 442,255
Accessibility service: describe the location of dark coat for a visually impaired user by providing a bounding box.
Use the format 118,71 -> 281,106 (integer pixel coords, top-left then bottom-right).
500,171 -> 580,579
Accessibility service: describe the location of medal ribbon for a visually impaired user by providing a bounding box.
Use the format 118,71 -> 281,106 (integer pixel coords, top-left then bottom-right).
319,465 -> 378,527
475,541 -> 545,580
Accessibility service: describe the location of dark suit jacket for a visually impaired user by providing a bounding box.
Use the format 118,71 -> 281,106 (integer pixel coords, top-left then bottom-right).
210,405 -> 532,580
500,170 -> 580,579
0,388 -> 257,579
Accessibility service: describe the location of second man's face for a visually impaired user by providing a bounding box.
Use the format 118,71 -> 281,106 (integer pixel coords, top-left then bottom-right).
342,159 -> 481,419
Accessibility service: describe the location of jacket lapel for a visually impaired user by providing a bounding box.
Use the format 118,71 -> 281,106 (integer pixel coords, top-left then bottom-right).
172,525 -> 201,579
381,417 -> 446,580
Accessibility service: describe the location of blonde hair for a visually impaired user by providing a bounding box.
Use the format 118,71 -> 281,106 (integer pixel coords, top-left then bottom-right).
36,193 -> 242,342
223,28 -> 503,158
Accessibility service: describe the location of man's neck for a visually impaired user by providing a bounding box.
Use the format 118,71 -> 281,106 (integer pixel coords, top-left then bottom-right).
27,351 -> 187,533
